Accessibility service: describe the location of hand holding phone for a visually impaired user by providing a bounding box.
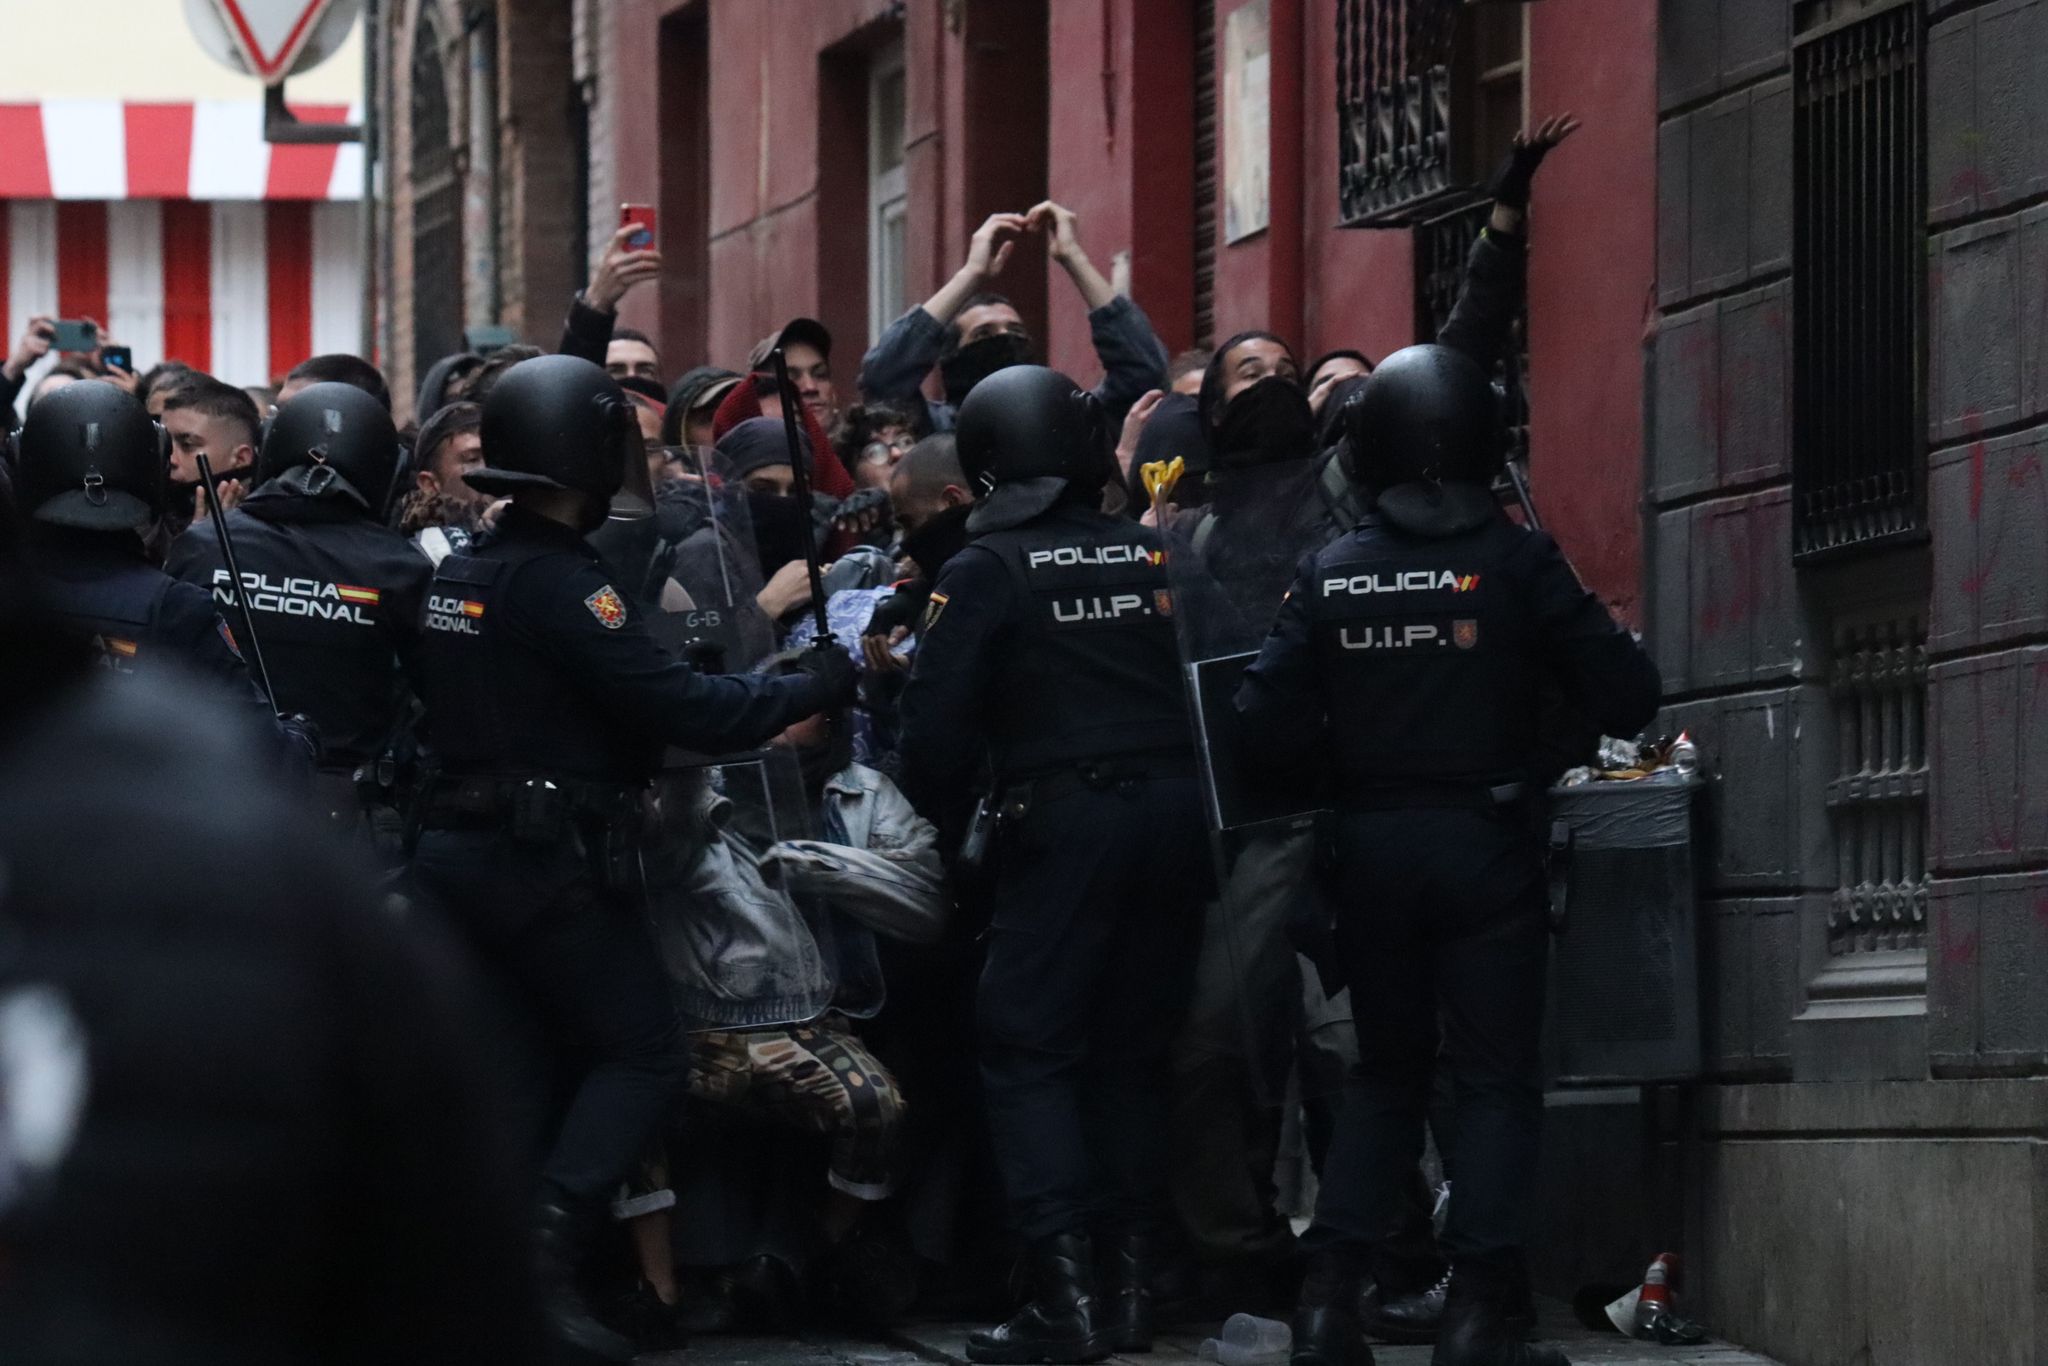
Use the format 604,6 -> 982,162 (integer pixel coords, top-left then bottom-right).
101,345 -> 133,375
620,204 -> 657,252
50,319 -> 98,354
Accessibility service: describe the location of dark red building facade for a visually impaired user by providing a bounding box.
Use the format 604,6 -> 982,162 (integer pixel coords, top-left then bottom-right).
597,0 -> 1655,617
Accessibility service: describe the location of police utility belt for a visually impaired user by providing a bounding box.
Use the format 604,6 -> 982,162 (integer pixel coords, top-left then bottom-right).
957,752 -> 1197,874
419,775 -> 644,841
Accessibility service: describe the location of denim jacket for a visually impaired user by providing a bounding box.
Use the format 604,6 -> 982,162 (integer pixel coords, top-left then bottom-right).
652,762 -> 946,1031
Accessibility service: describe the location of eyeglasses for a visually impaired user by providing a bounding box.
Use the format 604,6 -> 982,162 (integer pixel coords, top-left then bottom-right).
860,436 -> 913,465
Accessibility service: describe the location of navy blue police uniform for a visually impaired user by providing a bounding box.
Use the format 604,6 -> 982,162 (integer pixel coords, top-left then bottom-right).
1237,496 -> 1660,1308
901,498 -> 1207,1250
408,502 -> 841,1212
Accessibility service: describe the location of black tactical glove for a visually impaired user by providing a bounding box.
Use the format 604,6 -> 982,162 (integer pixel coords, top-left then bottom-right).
1485,113 -> 1582,211
795,639 -> 860,708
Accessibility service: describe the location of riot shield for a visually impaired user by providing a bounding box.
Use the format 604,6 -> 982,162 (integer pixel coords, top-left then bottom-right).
641,443 -> 780,673
1165,454 -> 1337,832
646,743 -> 837,1032
1164,453 -> 1340,1105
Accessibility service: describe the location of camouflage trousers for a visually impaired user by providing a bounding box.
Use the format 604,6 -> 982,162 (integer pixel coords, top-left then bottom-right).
619,1013 -> 905,1217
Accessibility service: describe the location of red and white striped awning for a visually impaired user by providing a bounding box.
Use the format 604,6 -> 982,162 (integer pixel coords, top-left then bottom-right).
3,199 -> 364,399
0,100 -> 363,202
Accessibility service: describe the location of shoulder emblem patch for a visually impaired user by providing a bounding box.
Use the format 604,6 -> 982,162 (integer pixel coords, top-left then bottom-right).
1453,618 -> 1480,650
584,585 -> 628,629
923,591 -> 949,632
216,621 -> 244,660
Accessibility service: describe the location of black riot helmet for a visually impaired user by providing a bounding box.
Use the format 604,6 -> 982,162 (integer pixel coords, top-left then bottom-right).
13,380 -> 166,531
956,366 -> 1108,532
469,354 -> 653,520
1342,344 -> 1504,489
955,365 -> 1106,493
257,381 -> 401,513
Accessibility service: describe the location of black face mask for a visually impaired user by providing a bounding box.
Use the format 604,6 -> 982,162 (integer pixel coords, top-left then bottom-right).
940,331 -> 1035,406
1212,375 -> 1316,468
899,502 -> 973,582
746,490 -> 813,578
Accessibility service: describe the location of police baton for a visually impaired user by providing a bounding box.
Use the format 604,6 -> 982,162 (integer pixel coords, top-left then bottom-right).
194,453 -> 281,714
768,347 -> 833,642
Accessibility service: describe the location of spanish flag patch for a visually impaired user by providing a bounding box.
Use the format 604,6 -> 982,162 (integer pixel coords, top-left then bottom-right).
335,583 -> 381,607
923,592 -> 949,632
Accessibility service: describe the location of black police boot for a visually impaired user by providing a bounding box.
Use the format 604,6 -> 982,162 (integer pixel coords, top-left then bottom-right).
1098,1227 -> 1156,1353
1289,1250 -> 1375,1366
966,1232 -> 1111,1364
534,1199 -> 636,1363
1430,1261 -> 1568,1366
1362,1268 -> 1449,1344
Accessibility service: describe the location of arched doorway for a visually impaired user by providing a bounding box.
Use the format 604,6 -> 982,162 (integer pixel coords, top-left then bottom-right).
410,9 -> 464,393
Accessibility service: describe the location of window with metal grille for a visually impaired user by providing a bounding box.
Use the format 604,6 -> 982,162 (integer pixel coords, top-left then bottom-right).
1825,615 -> 1927,956
1792,2 -> 1924,559
410,15 -> 463,391
1336,0 -> 1524,228
1193,0 -> 1218,349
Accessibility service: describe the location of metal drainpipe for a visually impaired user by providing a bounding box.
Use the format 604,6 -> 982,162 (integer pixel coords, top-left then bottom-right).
359,0 -> 379,361
466,9 -> 501,329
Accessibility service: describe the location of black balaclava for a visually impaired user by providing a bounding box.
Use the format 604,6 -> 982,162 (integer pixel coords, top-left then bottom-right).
939,331 -> 1034,407
899,503 -> 974,581
1200,330 -> 1315,468
1317,373 -> 1372,451
1126,391 -> 1209,511
716,416 -> 815,575
746,490 -> 813,575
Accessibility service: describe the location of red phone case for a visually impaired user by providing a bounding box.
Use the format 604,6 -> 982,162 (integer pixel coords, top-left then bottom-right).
620,204 -> 657,250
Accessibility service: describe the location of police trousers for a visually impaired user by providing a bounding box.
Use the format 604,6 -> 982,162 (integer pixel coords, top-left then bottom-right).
977,772 -> 1207,1242
412,831 -> 689,1210
1303,807 -> 1549,1271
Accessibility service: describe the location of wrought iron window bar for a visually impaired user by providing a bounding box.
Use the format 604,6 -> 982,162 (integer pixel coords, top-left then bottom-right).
1791,1 -> 1925,560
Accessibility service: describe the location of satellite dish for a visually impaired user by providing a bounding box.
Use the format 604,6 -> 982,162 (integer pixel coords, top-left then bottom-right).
183,0 -> 363,84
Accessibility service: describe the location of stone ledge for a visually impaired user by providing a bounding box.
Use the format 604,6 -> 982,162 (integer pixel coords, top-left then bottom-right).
1701,1077 -> 2048,1135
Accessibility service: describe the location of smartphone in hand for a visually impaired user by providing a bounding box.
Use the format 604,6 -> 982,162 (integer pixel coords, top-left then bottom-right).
50,319 -> 98,353
101,344 -> 133,374
620,203 -> 657,251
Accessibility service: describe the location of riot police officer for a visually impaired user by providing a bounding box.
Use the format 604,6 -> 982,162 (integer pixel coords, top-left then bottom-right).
1234,345 -> 1662,1366
168,381 -> 430,832
12,379 -> 253,694
405,354 -> 857,1364
898,366 -> 1207,1364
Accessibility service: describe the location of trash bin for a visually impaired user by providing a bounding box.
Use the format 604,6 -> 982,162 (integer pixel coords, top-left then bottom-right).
1547,773 -> 1701,1084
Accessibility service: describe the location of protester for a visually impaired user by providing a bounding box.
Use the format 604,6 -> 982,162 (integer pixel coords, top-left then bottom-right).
608,326 -> 665,384
1,316 -> 57,424
159,375 -> 263,534
665,366 -> 742,449
860,201 -> 1168,431
748,318 -> 840,427
835,400 -> 920,491
1167,347 -> 1212,396
615,679 -> 946,1345
399,400 -> 494,561
280,351 -> 395,409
